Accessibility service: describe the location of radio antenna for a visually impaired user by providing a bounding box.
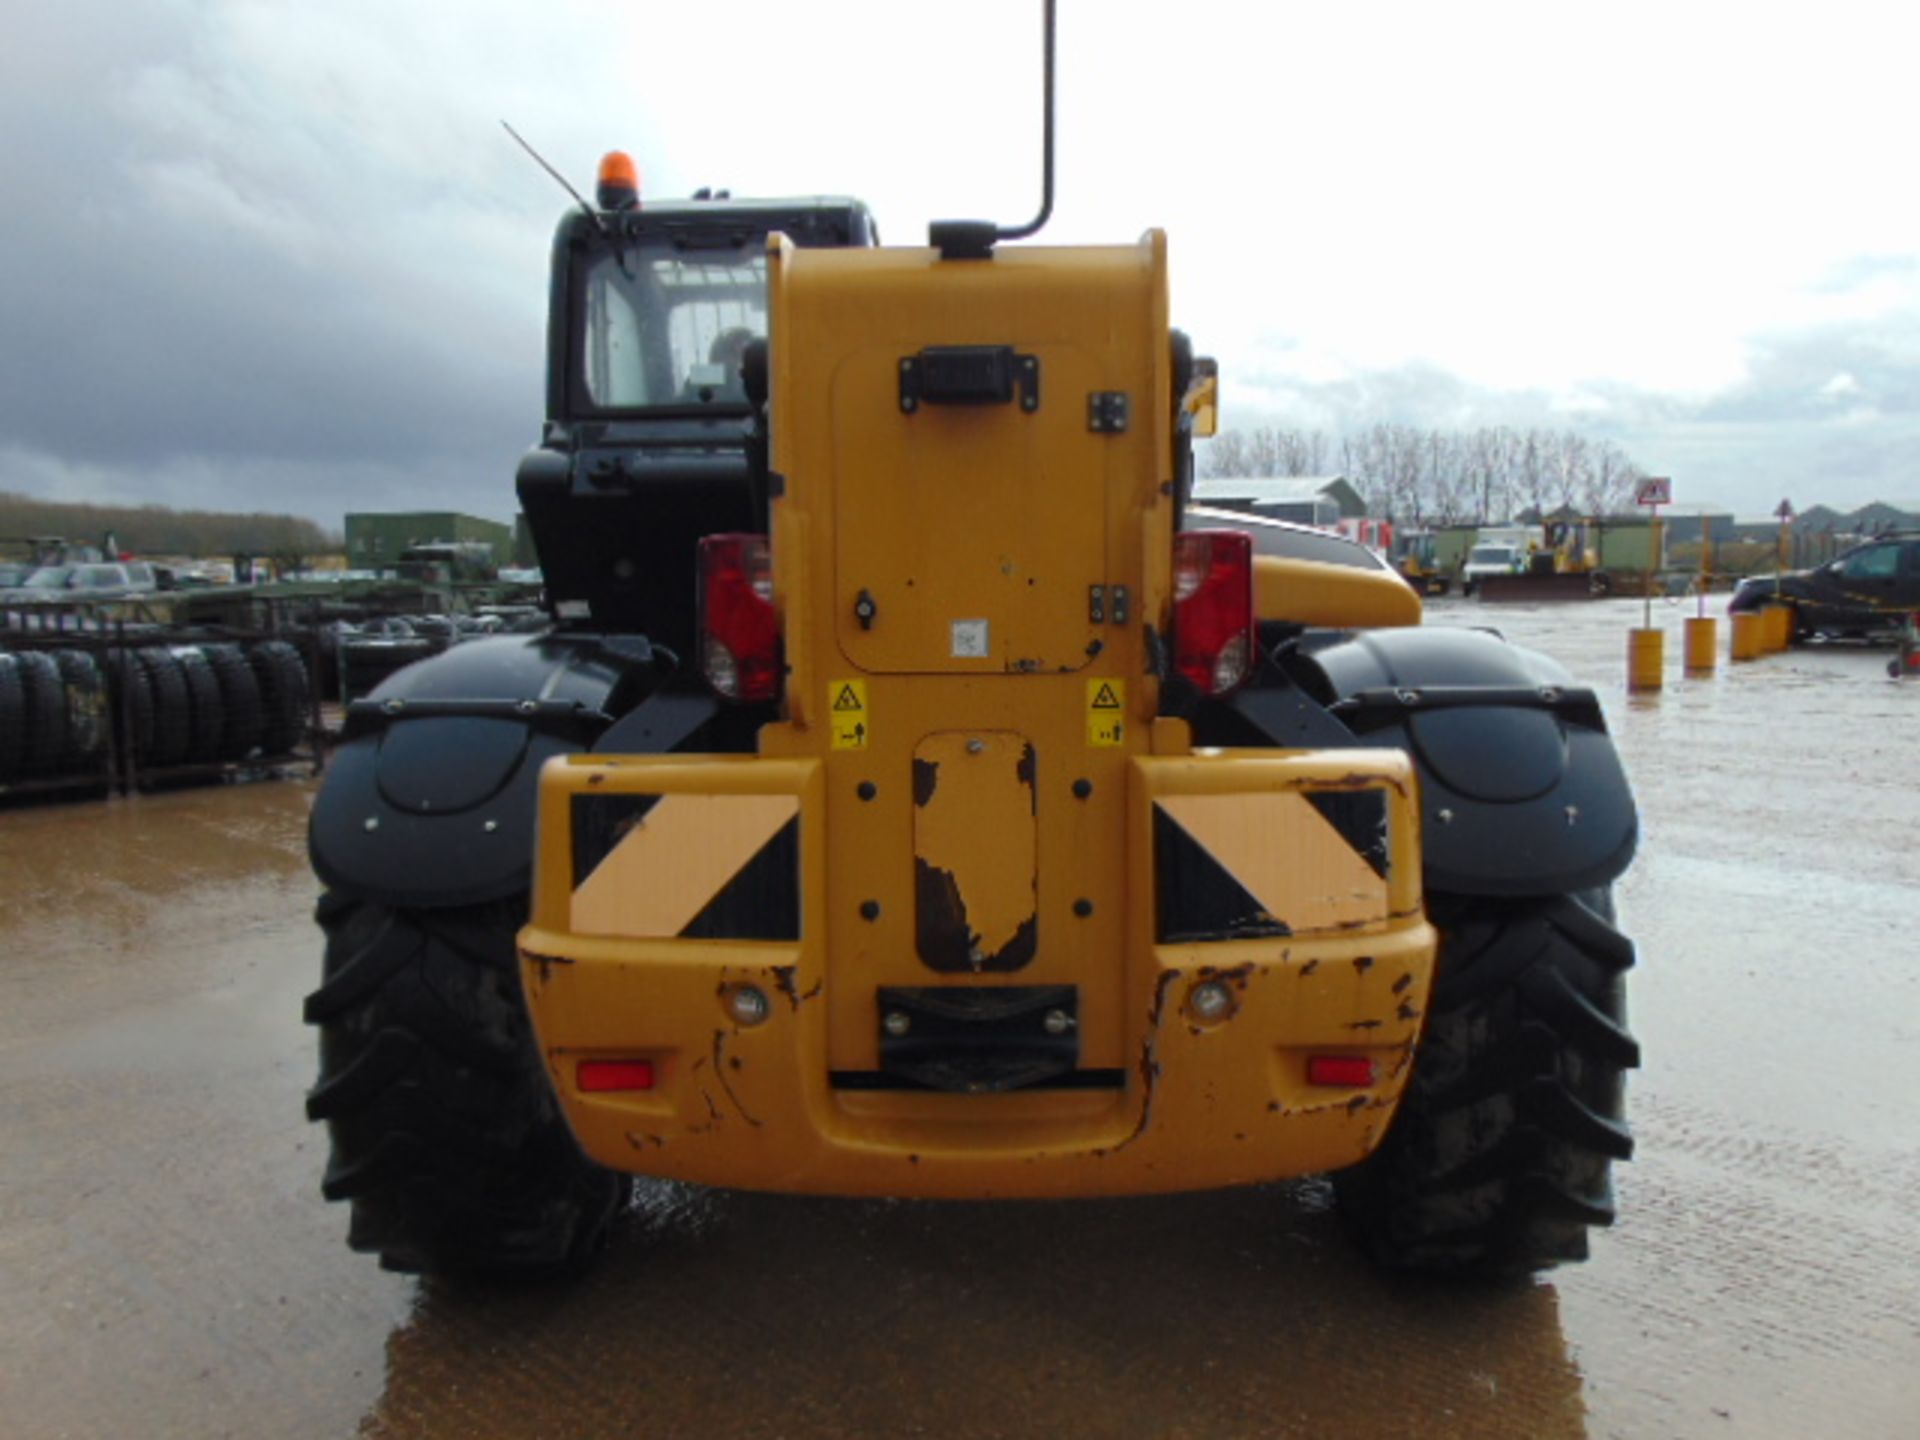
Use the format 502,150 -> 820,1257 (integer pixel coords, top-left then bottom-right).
500,120 -> 606,234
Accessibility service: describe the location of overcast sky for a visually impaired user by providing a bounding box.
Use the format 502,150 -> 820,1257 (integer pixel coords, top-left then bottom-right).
2,0 -> 1914,528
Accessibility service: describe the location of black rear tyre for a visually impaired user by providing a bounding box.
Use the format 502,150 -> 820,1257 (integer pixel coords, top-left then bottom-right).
1335,890 -> 1638,1277
304,892 -> 626,1276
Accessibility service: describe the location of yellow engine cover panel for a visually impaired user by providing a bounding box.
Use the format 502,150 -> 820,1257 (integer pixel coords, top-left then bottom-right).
833,342 -> 1110,674
768,237 -> 1170,694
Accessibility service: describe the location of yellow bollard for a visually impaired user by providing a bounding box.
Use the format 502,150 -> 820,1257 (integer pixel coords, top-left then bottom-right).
1730,611 -> 1762,661
1684,616 -> 1717,675
1627,627 -> 1664,691
1761,603 -> 1795,653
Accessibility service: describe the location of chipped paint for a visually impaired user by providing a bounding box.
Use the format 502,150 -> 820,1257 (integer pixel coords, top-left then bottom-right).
711,1032 -> 763,1128
1110,970 -> 1181,1154
520,947 -> 575,986
913,732 -> 1037,971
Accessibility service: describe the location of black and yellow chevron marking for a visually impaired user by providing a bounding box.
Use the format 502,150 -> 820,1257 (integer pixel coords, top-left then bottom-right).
1154,790 -> 1389,942
570,792 -> 800,940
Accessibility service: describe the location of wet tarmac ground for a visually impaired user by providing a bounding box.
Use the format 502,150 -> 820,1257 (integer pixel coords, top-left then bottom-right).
2,596 -> 1917,1439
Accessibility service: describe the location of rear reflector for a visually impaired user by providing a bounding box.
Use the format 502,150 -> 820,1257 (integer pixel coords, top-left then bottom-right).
1306,1054 -> 1376,1087
577,1059 -> 656,1093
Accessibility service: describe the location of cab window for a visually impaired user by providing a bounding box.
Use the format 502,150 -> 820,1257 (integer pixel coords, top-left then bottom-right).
580,244 -> 766,411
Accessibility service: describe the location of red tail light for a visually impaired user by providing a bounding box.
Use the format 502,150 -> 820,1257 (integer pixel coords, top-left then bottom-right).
698,534 -> 780,701
1306,1054 -> 1377,1088
577,1059 -> 656,1092
1173,530 -> 1255,695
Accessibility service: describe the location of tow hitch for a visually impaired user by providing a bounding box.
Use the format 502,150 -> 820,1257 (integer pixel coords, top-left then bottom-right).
835,985 -> 1112,1093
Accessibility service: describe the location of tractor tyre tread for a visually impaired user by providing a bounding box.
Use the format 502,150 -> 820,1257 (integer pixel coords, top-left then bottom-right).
1334,891 -> 1637,1278
306,893 -> 625,1277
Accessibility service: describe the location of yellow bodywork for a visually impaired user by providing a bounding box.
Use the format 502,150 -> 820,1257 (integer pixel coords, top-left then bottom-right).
1256,555 -> 1422,630
520,232 -> 1437,1197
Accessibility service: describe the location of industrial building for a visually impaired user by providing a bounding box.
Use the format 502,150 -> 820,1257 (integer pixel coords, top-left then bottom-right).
343,512 -> 514,570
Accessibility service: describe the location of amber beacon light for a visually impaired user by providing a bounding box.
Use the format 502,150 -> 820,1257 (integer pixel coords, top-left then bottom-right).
596,150 -> 640,211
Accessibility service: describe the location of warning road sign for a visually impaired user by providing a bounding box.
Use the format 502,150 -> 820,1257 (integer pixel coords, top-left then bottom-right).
1086,678 -> 1124,747
1634,476 -> 1672,507
829,678 -> 868,749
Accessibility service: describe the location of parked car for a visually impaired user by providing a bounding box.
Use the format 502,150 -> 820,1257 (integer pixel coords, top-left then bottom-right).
0,561 -> 161,603
1730,532 -> 1920,637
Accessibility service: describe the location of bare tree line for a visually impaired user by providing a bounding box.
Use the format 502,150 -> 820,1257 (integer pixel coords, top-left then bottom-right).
1202,425 -> 1647,525
0,492 -> 340,560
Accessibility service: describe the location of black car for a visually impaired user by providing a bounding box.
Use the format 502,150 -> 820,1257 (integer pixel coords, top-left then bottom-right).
1730,532 -> 1920,637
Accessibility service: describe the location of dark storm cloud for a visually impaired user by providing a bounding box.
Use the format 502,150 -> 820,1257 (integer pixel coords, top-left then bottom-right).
3,3 -> 1914,528
0,1 -> 568,522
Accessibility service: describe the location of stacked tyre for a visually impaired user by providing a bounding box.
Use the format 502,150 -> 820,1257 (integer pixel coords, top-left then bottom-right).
118,640 -> 309,766
0,648 -> 111,784
247,640 -> 309,757
0,639 -> 310,785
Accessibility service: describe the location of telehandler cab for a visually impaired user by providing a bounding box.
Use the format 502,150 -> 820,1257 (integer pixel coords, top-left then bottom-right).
305,4 -> 1638,1281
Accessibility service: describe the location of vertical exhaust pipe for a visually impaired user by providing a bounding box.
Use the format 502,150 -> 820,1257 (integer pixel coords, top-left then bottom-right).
929,0 -> 1056,259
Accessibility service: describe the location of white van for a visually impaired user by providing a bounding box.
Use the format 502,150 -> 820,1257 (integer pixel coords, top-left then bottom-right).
1462,543 -> 1524,591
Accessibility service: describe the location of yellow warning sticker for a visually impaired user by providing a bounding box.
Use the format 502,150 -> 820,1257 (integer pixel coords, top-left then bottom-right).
1086,678 -> 1125,748
830,678 -> 869,750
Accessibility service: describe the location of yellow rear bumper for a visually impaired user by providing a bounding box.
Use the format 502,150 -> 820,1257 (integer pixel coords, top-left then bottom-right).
520,748 -> 1437,1198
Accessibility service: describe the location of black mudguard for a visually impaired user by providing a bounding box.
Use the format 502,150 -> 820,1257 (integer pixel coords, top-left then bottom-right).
309,633 -> 716,908
1293,627 -> 1638,897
